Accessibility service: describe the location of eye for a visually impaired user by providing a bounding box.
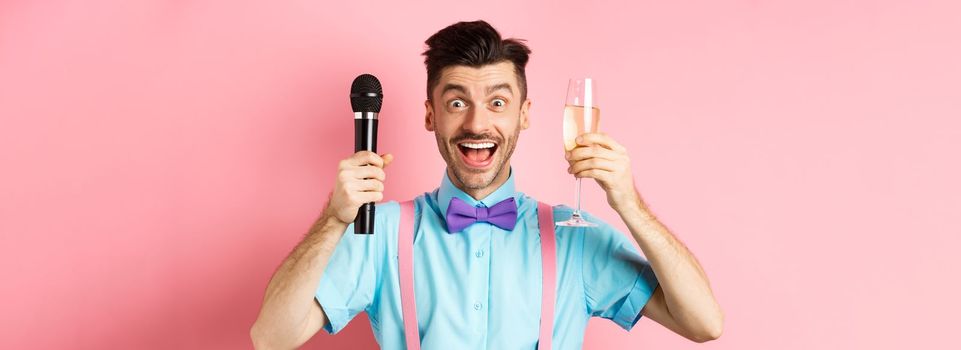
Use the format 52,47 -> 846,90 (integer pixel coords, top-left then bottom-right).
491,99 -> 506,108
449,99 -> 467,109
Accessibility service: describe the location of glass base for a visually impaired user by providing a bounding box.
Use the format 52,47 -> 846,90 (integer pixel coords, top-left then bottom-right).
556,212 -> 597,227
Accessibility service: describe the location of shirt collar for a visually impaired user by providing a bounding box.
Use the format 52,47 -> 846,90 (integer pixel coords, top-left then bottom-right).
438,168 -> 517,218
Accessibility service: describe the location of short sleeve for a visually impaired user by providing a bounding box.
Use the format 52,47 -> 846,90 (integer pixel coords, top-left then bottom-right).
314,201 -> 396,334
581,213 -> 660,331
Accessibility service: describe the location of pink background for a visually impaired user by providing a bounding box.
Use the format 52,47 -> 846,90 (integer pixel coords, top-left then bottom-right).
2,0 -> 959,349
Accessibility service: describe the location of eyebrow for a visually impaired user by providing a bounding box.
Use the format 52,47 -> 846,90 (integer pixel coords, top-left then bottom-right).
439,83 -> 515,98
487,83 -> 513,96
440,83 -> 467,97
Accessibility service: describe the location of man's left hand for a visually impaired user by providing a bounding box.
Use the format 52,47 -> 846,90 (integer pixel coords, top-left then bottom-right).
566,132 -> 643,213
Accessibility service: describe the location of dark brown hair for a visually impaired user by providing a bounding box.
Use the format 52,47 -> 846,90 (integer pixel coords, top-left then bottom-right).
423,20 -> 532,101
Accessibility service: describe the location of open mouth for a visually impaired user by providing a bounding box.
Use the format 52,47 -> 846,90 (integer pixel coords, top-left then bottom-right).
456,141 -> 498,169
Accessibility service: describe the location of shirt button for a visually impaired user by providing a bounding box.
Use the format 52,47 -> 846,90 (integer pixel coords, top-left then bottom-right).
473,302 -> 483,311
475,250 -> 485,258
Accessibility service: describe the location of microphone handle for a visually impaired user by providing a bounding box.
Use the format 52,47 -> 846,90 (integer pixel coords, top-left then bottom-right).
354,117 -> 378,234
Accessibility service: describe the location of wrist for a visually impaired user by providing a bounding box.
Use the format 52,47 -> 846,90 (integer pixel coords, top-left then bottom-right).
608,184 -> 640,209
317,204 -> 350,237
611,188 -> 651,218
326,209 -> 351,227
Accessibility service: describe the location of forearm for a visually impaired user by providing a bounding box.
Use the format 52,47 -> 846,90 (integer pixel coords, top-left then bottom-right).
614,192 -> 723,338
251,209 -> 347,348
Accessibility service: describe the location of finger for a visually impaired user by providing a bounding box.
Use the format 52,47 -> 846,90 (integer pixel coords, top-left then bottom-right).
576,132 -> 625,152
348,151 -> 384,167
567,144 -> 618,162
573,168 -> 612,180
354,179 -> 385,192
568,158 -> 617,174
351,165 -> 386,181
381,153 -> 394,168
356,191 -> 384,203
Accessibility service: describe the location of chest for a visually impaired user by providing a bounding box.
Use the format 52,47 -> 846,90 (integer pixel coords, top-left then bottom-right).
389,214 -> 584,348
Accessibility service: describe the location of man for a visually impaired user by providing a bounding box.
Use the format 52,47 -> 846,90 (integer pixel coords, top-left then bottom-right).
251,20 -> 723,349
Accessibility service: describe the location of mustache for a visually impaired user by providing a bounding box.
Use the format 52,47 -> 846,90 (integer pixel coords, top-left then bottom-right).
451,133 -> 503,144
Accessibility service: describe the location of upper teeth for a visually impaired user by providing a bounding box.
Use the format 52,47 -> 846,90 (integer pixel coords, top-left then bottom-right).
461,142 -> 495,149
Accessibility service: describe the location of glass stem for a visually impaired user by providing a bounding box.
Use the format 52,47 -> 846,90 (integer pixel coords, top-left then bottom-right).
574,177 -> 583,217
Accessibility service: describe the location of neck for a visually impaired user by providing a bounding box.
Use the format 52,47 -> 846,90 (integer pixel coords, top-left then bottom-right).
448,164 -> 511,201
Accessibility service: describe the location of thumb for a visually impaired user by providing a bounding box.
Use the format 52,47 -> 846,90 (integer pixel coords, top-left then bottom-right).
381,153 -> 395,168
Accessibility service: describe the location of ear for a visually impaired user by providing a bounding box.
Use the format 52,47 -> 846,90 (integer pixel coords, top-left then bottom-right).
424,99 -> 435,132
520,98 -> 532,130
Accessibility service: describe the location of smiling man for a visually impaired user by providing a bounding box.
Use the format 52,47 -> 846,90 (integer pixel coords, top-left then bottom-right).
251,20 -> 723,349
428,59 -> 525,199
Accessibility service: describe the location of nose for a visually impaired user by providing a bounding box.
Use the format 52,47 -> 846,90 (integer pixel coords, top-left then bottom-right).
462,105 -> 492,134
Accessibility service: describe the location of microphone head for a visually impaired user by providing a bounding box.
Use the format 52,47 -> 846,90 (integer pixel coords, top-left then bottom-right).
350,74 -> 383,113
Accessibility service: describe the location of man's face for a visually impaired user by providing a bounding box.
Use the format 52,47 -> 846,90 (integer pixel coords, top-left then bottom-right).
425,61 -> 531,194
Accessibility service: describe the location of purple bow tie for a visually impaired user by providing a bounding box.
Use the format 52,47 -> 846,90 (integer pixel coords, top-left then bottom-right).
445,197 -> 518,233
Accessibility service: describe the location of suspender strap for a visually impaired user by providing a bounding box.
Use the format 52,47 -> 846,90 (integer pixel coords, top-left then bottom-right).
398,200 -> 420,350
397,200 -> 556,349
536,201 -> 557,350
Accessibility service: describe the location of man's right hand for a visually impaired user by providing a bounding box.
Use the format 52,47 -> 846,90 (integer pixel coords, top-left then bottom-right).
326,151 -> 394,226
251,150 -> 394,349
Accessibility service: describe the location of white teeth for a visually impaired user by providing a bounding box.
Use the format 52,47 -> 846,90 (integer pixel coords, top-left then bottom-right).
460,142 -> 495,149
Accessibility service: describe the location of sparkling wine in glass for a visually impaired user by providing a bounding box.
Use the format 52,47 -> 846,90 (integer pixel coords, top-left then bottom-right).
558,78 -> 600,227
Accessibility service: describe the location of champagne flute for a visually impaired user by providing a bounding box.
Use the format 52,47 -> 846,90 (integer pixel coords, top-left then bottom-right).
558,78 -> 599,227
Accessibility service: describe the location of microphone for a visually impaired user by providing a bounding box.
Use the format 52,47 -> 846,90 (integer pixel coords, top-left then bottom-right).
350,74 -> 383,235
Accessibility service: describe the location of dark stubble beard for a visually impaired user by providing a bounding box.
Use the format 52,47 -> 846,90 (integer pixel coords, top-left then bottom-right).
436,126 -> 520,191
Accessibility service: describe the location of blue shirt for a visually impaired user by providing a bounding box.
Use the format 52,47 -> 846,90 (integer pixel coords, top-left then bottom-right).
315,170 -> 659,349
